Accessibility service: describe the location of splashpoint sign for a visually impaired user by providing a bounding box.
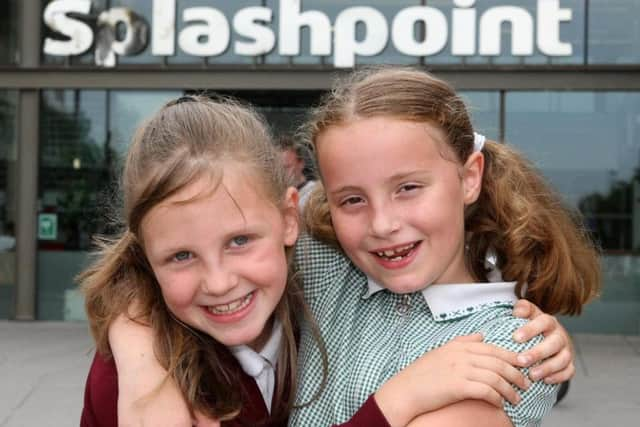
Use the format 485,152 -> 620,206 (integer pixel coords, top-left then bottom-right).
43,0 -> 574,68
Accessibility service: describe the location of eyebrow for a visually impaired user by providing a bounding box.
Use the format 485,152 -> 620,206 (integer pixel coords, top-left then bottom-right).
328,170 -> 431,197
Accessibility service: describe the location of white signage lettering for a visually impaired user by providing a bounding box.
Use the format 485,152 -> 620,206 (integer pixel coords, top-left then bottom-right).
95,7 -> 148,67
451,0 -> 476,56
537,0 -> 572,55
234,7 -> 275,56
43,0 -> 93,56
392,6 -> 448,57
42,0 -> 575,68
151,0 -> 175,56
179,7 -> 230,56
279,0 -> 331,56
334,7 -> 388,68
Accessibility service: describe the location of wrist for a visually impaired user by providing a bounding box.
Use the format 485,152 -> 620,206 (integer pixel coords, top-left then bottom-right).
374,376 -> 417,427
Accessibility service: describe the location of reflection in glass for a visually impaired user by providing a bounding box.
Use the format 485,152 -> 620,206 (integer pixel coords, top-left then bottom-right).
0,91 -> 18,318
505,91 -> 640,333
460,91 -> 500,141
0,0 -> 19,64
588,0 -> 640,64
505,91 -> 640,252
37,90 -> 180,320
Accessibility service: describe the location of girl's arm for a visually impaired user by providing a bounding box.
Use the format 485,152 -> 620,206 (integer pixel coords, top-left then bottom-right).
334,334 -> 522,427
371,334 -> 527,427
406,400 -> 511,427
109,315 -> 196,426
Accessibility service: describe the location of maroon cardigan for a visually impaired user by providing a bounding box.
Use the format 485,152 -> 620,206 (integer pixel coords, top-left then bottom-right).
80,352 -> 389,427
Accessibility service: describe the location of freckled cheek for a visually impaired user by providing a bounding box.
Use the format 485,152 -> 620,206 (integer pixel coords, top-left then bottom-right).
248,249 -> 289,293
155,271 -> 199,309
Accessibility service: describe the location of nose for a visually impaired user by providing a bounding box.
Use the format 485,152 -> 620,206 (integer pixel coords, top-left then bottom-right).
199,262 -> 239,296
369,202 -> 400,237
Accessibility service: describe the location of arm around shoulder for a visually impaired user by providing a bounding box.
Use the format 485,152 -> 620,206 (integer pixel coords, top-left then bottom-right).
108,314 -> 194,427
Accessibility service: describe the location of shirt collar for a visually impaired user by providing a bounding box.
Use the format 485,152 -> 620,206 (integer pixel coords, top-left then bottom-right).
365,276 -> 518,322
229,318 -> 282,376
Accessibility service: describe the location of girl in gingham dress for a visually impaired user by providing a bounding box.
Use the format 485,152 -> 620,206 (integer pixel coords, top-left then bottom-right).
289,67 -> 599,426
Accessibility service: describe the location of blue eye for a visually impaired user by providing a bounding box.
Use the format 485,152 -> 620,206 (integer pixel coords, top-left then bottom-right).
173,251 -> 192,262
230,235 -> 250,247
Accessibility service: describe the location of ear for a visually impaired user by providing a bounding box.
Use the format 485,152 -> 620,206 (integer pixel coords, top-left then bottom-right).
282,187 -> 300,247
462,151 -> 484,205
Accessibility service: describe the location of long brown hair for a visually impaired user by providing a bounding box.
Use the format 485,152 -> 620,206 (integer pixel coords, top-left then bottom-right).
79,95 -> 318,421
302,67 -> 600,315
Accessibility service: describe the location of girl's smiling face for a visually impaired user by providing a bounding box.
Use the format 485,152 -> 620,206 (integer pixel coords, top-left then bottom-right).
141,164 -> 299,351
317,117 -> 483,293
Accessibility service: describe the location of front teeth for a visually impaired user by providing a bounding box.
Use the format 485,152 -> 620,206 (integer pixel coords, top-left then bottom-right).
208,292 -> 253,315
375,242 -> 416,258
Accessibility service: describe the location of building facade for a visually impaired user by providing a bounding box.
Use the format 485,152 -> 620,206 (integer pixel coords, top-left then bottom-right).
1,0 -> 639,333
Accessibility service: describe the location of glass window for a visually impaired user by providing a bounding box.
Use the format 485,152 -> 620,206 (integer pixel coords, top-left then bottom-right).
460,91 -> 501,141
505,91 -> 640,334
0,0 -> 19,65
0,91 -> 18,319
37,89 -> 180,320
588,0 -> 640,64
505,91 -> 640,252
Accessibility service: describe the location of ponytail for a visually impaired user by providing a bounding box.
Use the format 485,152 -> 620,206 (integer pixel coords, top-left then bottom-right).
466,141 -> 601,315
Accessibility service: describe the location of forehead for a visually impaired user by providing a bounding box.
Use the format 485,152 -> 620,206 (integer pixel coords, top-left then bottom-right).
143,165 -> 277,225
316,117 -> 451,169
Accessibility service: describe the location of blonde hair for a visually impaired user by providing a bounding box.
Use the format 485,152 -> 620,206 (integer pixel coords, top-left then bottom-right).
79,95 -> 322,421
302,67 -> 600,315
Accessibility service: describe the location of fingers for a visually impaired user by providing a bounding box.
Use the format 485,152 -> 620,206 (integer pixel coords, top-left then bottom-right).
452,333 -> 484,343
471,354 -> 530,391
529,348 -> 575,383
513,313 -> 557,343
461,382 -> 504,408
466,368 -> 522,406
512,299 -> 534,319
541,364 -> 575,385
462,342 -> 520,366
516,331 -> 565,368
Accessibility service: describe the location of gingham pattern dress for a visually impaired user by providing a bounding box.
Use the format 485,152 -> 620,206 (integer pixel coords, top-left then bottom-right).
289,234 -> 558,427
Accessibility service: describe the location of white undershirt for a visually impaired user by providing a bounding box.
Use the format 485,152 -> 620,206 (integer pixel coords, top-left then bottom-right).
229,319 -> 283,412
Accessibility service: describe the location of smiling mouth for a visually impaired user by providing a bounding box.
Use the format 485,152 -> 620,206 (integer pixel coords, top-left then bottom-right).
372,242 -> 420,261
207,292 -> 254,315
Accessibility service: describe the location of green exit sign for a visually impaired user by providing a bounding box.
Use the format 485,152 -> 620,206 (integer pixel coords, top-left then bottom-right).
38,213 -> 58,240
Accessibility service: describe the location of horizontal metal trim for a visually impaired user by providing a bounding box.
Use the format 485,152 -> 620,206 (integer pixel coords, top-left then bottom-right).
1,67 -> 640,90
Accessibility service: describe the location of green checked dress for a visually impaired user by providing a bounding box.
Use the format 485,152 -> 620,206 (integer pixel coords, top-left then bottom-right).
289,234 -> 558,427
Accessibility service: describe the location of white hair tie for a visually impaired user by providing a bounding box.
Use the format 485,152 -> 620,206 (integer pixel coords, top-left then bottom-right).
473,132 -> 486,152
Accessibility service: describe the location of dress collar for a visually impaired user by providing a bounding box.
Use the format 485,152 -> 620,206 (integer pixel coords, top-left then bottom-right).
365,277 -> 518,322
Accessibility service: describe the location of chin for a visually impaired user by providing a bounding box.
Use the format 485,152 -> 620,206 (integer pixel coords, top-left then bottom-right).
377,277 -> 426,294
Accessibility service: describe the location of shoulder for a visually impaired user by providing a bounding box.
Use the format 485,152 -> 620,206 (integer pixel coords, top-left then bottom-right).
473,308 -> 559,427
476,307 -> 537,353
294,233 -> 354,300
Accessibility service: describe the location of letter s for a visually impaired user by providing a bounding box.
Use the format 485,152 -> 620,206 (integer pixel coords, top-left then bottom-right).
43,0 -> 93,56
